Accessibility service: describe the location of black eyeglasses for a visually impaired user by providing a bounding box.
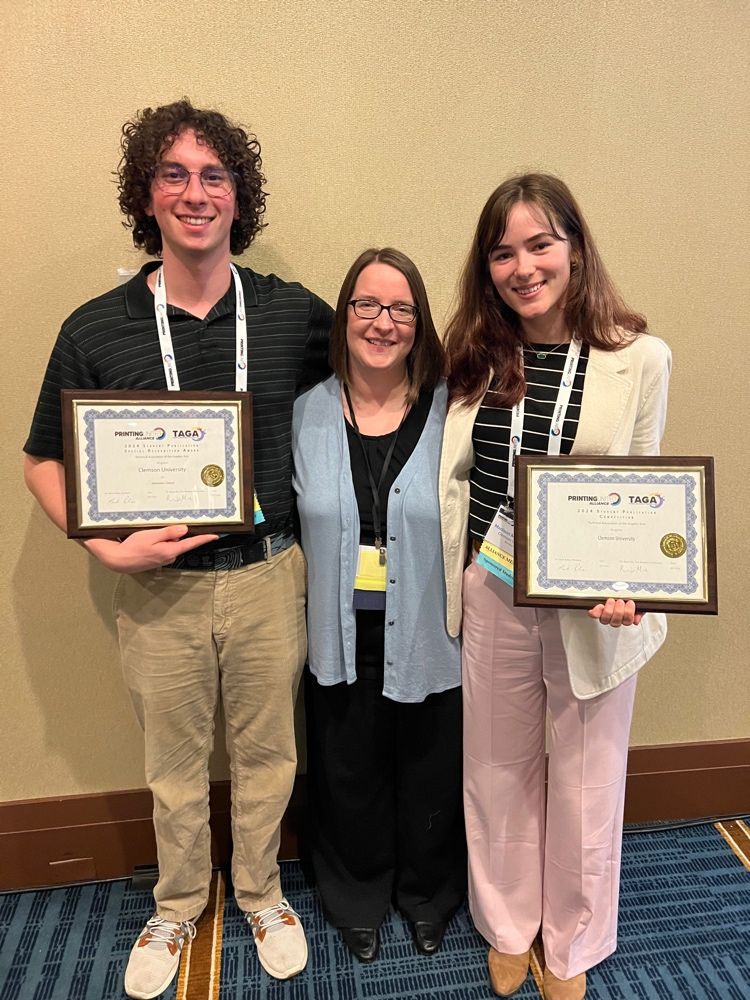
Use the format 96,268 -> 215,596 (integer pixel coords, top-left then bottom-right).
153,164 -> 237,197
348,299 -> 419,324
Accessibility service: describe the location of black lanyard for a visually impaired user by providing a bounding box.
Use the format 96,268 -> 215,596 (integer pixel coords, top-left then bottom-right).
343,384 -> 409,562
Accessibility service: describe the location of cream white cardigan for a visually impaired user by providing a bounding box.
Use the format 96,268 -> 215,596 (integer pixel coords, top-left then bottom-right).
439,333 -> 672,699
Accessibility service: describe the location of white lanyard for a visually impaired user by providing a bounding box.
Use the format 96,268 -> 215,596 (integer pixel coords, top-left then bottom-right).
153,263 -> 247,391
506,338 -> 581,501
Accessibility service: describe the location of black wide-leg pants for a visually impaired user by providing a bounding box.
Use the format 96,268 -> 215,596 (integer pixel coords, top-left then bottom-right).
305,610 -> 467,929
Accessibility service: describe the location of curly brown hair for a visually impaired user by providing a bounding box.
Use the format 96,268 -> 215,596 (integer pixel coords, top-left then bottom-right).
117,98 -> 267,255
445,173 -> 647,407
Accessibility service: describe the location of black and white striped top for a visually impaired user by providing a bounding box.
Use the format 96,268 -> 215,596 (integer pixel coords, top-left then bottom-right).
469,343 -> 589,539
24,262 -> 333,539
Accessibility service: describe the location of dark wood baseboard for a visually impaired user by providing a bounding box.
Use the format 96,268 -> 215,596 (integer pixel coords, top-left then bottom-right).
0,781 -> 306,893
2,739 -> 748,892
622,739 -> 749,823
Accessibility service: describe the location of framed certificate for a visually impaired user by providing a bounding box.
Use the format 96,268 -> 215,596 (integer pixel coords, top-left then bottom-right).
61,390 -> 254,538
514,456 -> 717,614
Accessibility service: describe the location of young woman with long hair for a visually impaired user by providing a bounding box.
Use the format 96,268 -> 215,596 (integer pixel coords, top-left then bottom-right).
439,175 -> 671,1000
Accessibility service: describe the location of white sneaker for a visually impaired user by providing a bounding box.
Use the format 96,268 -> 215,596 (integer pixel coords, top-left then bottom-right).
124,915 -> 197,999
247,898 -> 308,979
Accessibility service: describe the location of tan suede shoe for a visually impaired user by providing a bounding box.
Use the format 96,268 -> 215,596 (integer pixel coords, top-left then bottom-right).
543,968 -> 586,999
488,947 -> 530,996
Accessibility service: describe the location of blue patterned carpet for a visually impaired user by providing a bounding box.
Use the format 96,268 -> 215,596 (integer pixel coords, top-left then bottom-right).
1,822 -> 748,1000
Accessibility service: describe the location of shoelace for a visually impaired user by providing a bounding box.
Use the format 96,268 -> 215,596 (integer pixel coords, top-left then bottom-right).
251,900 -> 296,933
143,916 -> 197,945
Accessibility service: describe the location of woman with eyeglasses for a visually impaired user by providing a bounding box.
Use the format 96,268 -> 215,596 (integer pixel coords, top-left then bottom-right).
292,248 -> 466,963
440,175 -> 670,1000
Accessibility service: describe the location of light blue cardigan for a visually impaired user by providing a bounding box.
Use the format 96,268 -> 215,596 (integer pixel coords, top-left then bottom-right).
292,376 -> 460,703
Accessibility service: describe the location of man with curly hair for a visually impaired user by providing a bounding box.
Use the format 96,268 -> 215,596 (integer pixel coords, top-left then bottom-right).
24,99 -> 332,998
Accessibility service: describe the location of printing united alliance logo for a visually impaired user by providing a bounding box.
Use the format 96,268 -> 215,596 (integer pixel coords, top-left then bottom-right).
114,426 -> 166,439
566,492 -> 665,508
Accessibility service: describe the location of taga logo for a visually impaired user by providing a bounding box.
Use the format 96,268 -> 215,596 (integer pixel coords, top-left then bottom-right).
628,493 -> 665,508
608,492 -> 621,506
171,427 -> 206,441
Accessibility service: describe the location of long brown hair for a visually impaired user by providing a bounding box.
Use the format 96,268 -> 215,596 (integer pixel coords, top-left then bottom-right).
329,247 -> 445,404
445,174 -> 647,406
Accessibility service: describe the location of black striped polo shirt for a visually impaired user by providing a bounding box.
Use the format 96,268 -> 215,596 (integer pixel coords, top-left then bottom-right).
24,261 -> 333,538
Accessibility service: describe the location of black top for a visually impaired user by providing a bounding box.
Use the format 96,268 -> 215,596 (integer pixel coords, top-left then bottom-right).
469,344 -> 589,539
346,388 -> 434,545
25,262 -> 333,540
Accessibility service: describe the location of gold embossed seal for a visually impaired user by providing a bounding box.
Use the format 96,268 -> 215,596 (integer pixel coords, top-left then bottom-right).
660,532 -> 686,558
201,464 -> 224,487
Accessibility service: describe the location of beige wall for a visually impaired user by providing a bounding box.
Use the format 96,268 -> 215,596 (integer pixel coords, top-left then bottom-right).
3,0 -> 748,802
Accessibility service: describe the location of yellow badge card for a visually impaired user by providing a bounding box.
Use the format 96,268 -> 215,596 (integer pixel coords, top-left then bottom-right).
354,544 -> 387,591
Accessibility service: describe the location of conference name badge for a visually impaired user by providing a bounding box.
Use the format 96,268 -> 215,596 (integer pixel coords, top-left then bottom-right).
354,544 -> 388,592
253,491 -> 265,525
477,507 -> 514,587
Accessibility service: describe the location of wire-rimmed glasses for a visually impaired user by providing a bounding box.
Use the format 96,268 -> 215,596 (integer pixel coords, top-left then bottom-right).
152,164 -> 237,197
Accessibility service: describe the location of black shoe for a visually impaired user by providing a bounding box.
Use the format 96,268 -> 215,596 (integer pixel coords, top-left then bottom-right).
411,920 -> 447,955
341,927 -> 380,962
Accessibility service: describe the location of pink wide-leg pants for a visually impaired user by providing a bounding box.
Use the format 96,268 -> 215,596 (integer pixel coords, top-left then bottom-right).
462,556 -> 637,980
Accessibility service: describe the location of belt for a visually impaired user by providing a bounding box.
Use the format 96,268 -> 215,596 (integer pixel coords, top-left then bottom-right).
471,536 -> 483,553
168,531 -> 295,571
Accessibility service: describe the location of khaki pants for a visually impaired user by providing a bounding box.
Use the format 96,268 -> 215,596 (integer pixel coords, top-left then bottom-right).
114,543 -> 307,921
